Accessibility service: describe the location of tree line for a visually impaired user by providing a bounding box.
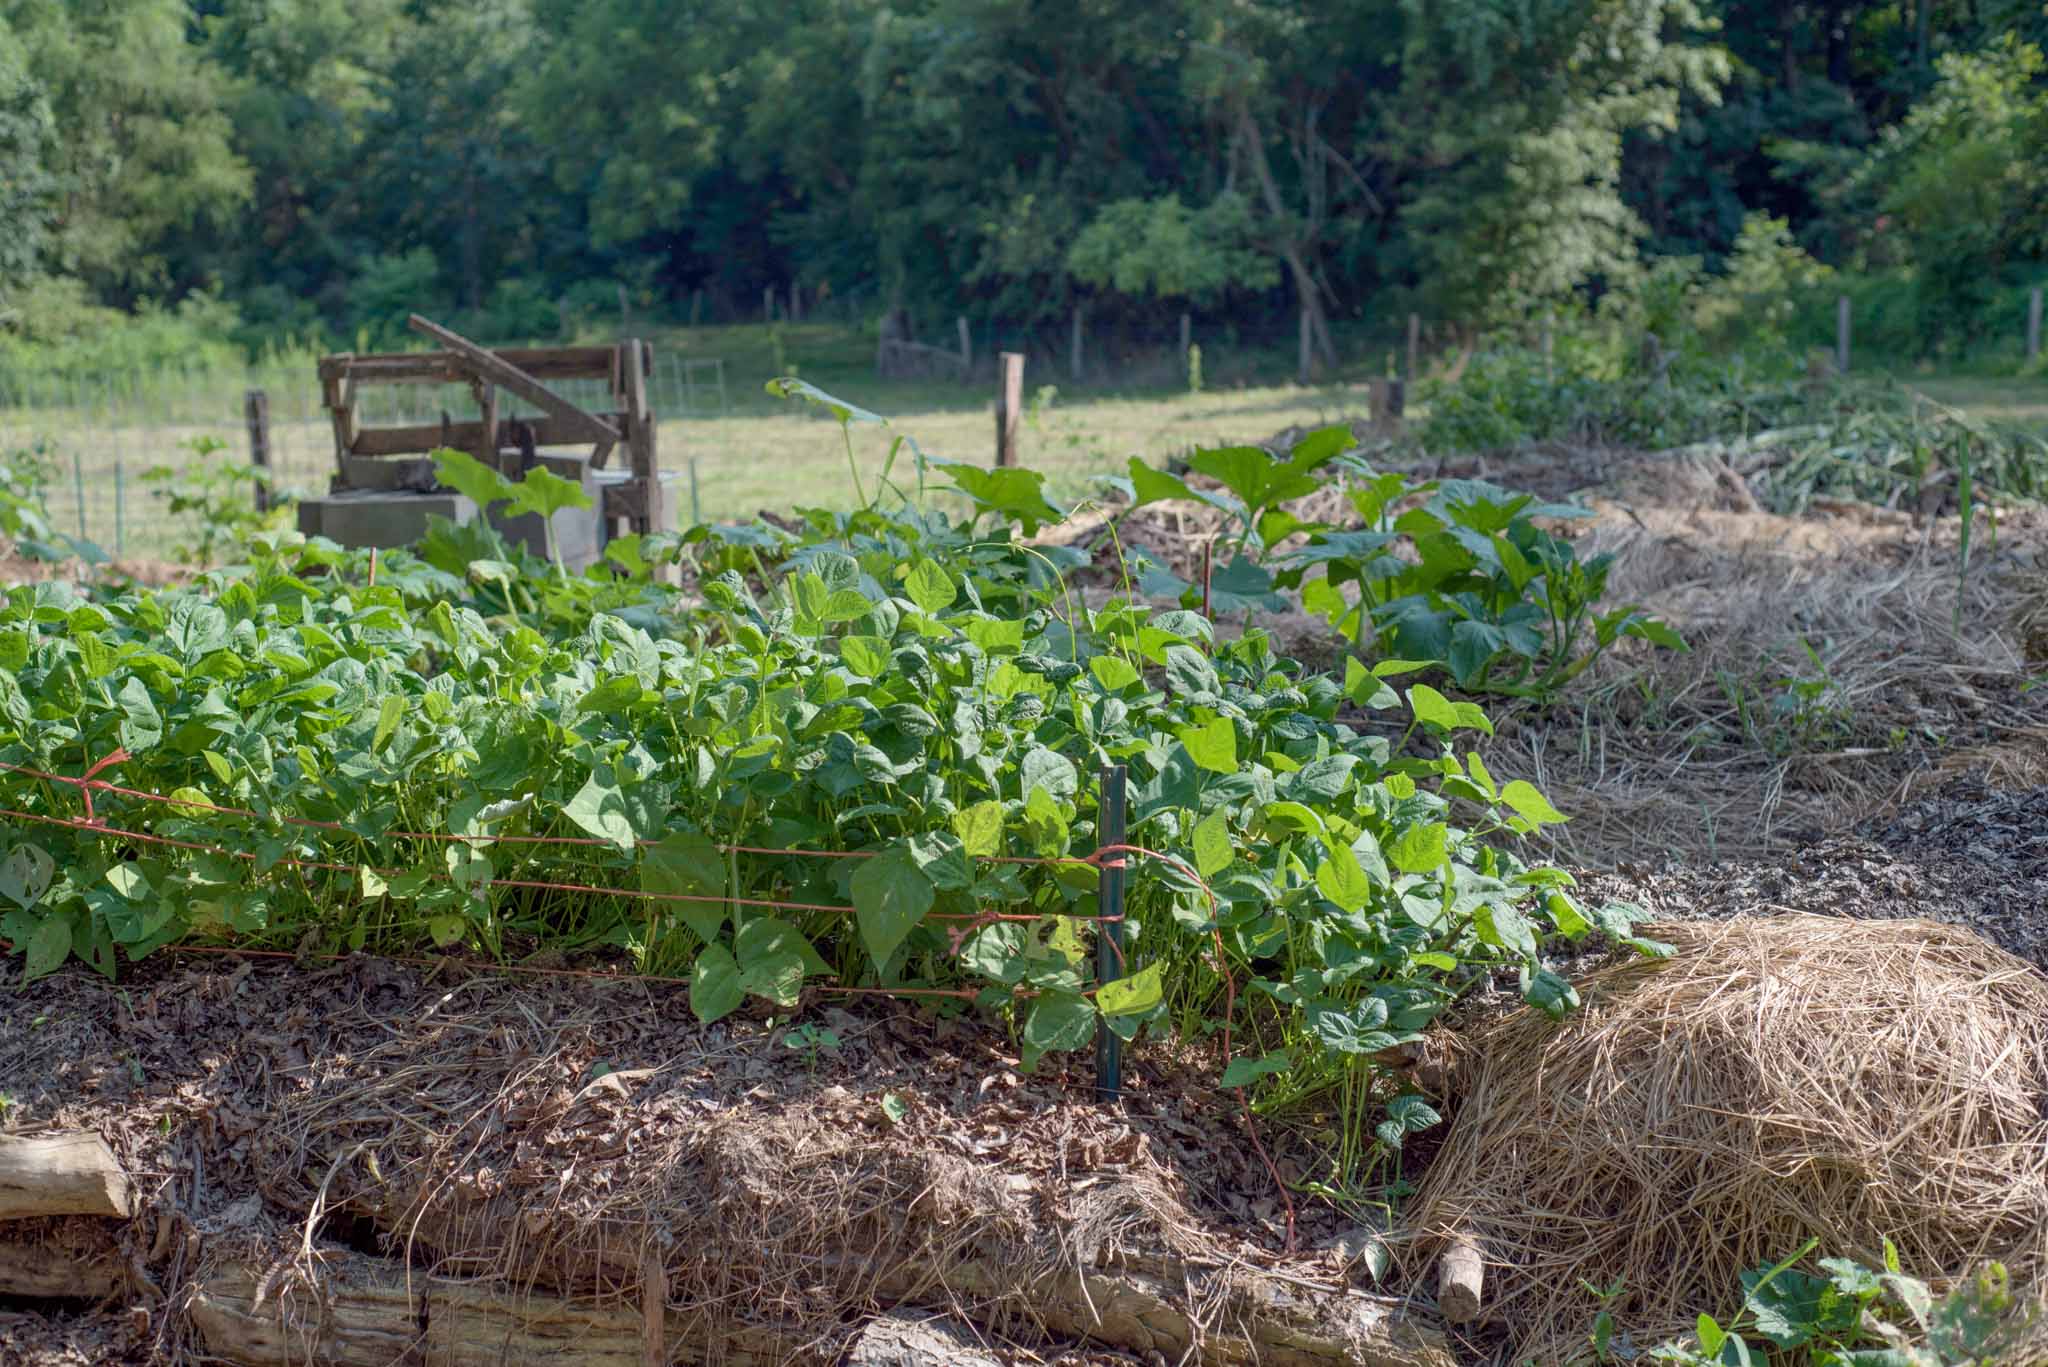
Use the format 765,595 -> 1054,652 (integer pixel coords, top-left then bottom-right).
0,0 -> 2043,366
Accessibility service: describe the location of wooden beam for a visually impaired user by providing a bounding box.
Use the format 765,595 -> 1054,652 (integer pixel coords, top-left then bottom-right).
407,316 -> 620,446
471,379 -> 498,470
995,352 -> 1024,468
319,346 -> 620,386
349,412 -> 628,459
321,373 -> 356,476
624,339 -> 664,536
244,389 -> 272,513
602,480 -> 651,524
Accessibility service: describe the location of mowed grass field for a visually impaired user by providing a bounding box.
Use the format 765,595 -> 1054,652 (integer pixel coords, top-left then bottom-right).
2,319 -> 2045,556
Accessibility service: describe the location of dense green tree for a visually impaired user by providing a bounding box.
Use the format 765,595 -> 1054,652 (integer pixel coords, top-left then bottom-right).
0,0 -> 2039,357
1858,35 -> 2048,332
1395,0 -> 1728,323
2,0 -> 250,293
0,18 -> 54,284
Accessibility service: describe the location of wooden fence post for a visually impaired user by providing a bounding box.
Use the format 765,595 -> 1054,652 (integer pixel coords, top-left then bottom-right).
2029,287 -> 2042,366
1836,295 -> 1851,374
689,289 -> 703,328
1298,307 -> 1313,385
1407,312 -> 1421,384
244,389 -> 271,513
763,285 -> 776,324
790,283 -> 802,323
1070,305 -> 1084,381
958,317 -> 972,375
995,352 -> 1024,468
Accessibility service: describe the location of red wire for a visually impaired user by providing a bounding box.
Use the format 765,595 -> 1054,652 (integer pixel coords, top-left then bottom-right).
3,756 -> 1291,1244
0,757 -> 1100,867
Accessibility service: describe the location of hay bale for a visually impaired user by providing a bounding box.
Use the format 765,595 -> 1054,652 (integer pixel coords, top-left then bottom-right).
1409,915 -> 2048,1359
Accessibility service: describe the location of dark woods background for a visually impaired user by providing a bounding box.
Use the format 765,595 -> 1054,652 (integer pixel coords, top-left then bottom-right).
0,0 -> 2043,369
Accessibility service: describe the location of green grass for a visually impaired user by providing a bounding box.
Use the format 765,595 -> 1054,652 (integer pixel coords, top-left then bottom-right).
4,317 -> 2042,559
1904,373 -> 2048,428
649,320 -> 1399,521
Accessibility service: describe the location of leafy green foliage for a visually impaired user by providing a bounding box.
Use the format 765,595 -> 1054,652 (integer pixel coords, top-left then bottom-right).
1114,428 -> 1685,702
1854,37 -> 2048,346
141,436 -> 292,569
0,442 -> 1616,1160
1642,1245 -> 2032,1367
429,448 -> 594,574
1067,193 -> 1277,302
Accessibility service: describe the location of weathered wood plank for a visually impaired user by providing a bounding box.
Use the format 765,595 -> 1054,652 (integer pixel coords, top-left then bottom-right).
189,1250 -> 794,1367
350,413 -> 628,459
319,347 -> 620,386
407,316 -> 619,447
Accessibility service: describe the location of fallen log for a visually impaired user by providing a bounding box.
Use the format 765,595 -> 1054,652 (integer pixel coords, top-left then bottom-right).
188,1250 -> 801,1367
0,1228 -> 124,1301
349,1191 -> 1451,1367
913,1251 -> 1452,1367
0,1134 -> 133,1220
843,1311 -> 1003,1367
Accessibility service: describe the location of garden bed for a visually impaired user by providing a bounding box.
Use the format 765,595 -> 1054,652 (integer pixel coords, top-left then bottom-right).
0,953 -> 1454,1366
5,387 -> 2048,1364
4,778 -> 2046,1365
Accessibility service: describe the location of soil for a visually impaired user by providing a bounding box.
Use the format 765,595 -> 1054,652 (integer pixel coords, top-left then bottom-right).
1580,777 -> 2048,975
0,551 -> 189,589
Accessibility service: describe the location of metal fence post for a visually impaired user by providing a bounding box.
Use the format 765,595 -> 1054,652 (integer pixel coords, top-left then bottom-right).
1095,763 -> 1128,1102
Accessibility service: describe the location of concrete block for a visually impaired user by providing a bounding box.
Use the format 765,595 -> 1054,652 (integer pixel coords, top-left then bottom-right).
298,491 -> 478,549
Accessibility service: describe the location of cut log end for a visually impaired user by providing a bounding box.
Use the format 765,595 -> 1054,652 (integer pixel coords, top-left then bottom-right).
0,1133 -> 134,1220
1438,1235 -> 1486,1325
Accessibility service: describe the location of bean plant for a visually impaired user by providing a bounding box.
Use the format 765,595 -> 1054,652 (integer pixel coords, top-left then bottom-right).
0,386 -> 1657,1173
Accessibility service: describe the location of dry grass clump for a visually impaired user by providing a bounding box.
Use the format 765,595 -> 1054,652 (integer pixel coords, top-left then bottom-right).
1408,914 -> 2048,1363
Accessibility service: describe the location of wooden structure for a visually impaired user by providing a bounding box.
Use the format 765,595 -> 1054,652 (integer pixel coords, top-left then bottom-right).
312,315 -> 667,557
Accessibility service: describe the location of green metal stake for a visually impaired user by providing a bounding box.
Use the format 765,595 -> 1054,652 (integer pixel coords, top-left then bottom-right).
1095,763 -> 1128,1102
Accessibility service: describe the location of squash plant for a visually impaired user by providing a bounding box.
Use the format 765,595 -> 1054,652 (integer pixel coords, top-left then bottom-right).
1108,430 -> 1686,701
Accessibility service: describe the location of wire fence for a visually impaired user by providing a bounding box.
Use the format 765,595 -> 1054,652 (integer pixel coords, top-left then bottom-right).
0,355 -> 729,560
0,755 -> 1294,1235
0,753 -> 1207,1115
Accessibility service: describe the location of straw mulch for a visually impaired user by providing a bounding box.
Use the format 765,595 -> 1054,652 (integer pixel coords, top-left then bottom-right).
1484,494 -> 2048,867
1408,914 -> 2048,1363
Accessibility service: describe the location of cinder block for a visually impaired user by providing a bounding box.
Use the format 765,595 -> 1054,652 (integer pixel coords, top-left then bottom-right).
298,491 -> 478,549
